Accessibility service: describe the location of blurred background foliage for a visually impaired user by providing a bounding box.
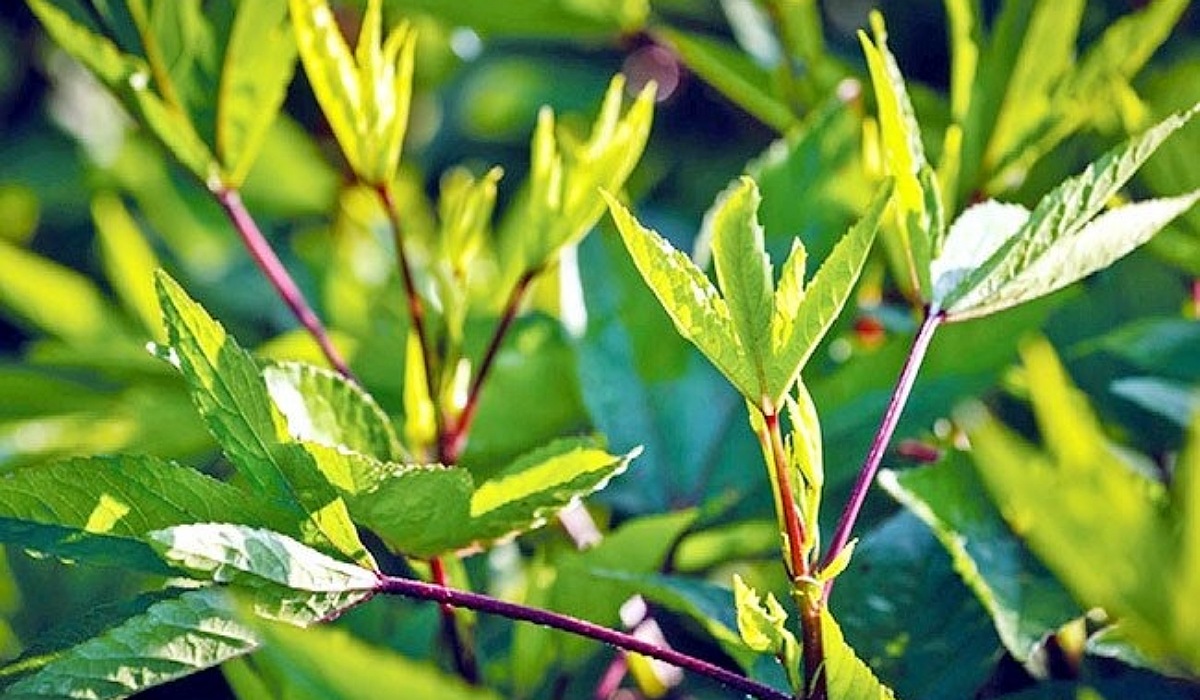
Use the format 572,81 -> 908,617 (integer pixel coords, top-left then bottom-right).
0,0 -> 1198,698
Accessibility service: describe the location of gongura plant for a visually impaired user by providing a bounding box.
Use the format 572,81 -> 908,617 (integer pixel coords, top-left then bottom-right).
0,1 -> 1197,699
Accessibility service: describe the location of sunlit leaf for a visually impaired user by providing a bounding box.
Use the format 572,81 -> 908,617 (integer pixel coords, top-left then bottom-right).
603,190 -> 756,398
936,106 -> 1199,320
217,0 -> 297,187
262,361 -> 402,461
859,12 -> 936,296
92,193 -> 164,341
964,339 -> 1200,675
766,182 -> 891,403
823,607 -> 898,699
149,524 -> 378,593
0,239 -> 117,344
155,271 -> 374,570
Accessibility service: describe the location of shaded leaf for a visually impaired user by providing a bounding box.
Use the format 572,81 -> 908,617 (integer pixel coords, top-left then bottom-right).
1,588 -> 256,699
880,457 -> 1079,661
0,456 -> 296,575
652,26 -> 795,133
248,613 -> 501,700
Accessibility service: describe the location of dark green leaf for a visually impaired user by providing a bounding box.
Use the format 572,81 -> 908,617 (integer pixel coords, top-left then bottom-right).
880,457 -> 1079,661
1,588 -> 257,699
0,455 -> 297,574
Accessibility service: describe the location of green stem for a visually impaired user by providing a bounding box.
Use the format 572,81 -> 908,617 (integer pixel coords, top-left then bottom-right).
762,408 -> 824,700
821,310 -> 942,592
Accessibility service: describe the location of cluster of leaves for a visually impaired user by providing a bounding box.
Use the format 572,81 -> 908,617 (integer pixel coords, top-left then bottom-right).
0,0 -> 1197,699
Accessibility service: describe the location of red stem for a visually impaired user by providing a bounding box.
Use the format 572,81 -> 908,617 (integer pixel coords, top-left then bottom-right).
440,269 -> 536,463
429,557 -> 478,682
214,188 -> 354,380
821,310 -> 942,590
374,575 -> 791,700
375,184 -> 440,433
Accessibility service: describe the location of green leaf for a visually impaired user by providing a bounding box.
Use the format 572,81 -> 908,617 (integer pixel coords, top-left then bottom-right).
822,607 -> 898,700
831,512 -> 999,700
262,361 -> 403,461
91,193 -> 165,341
247,614 -> 501,700
942,0 -> 979,125
652,26 -> 796,133
603,190 -> 757,398
733,574 -> 801,690
964,339 -> 1200,674
509,74 -> 655,273
392,0 -> 647,38
936,106 -> 1200,321
709,177 -> 773,393
1,588 -> 257,699
858,12 -> 936,297
880,457 -> 1079,661
347,438 -> 635,557
0,455 -> 297,574
466,439 -> 637,541
155,271 -> 374,570
217,0 -> 297,187
766,182 -> 891,403
289,0 -> 416,184
149,524 -> 378,593
0,239 -> 119,344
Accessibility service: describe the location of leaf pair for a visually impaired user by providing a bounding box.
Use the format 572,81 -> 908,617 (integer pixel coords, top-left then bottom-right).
290,0 -> 416,186
604,177 -> 892,408
28,0 -> 297,188
861,12 -> 1199,323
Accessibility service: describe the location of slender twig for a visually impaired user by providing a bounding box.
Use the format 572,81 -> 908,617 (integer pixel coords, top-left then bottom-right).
821,310 -> 942,587
375,183 -> 440,425
763,408 -> 824,700
213,188 -> 355,380
429,557 -> 479,683
440,269 -> 537,463
374,575 -> 791,700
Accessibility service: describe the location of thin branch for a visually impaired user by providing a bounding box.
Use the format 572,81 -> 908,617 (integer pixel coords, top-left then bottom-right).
214,188 -> 355,380
375,575 -> 791,700
440,268 -> 536,463
821,310 -> 942,587
375,183 -> 441,441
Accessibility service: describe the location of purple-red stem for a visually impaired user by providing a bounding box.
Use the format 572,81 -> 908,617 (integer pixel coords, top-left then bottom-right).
821,309 -> 942,589
374,575 -> 791,700
375,183 -> 440,430
440,269 -> 536,463
214,188 -> 354,380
